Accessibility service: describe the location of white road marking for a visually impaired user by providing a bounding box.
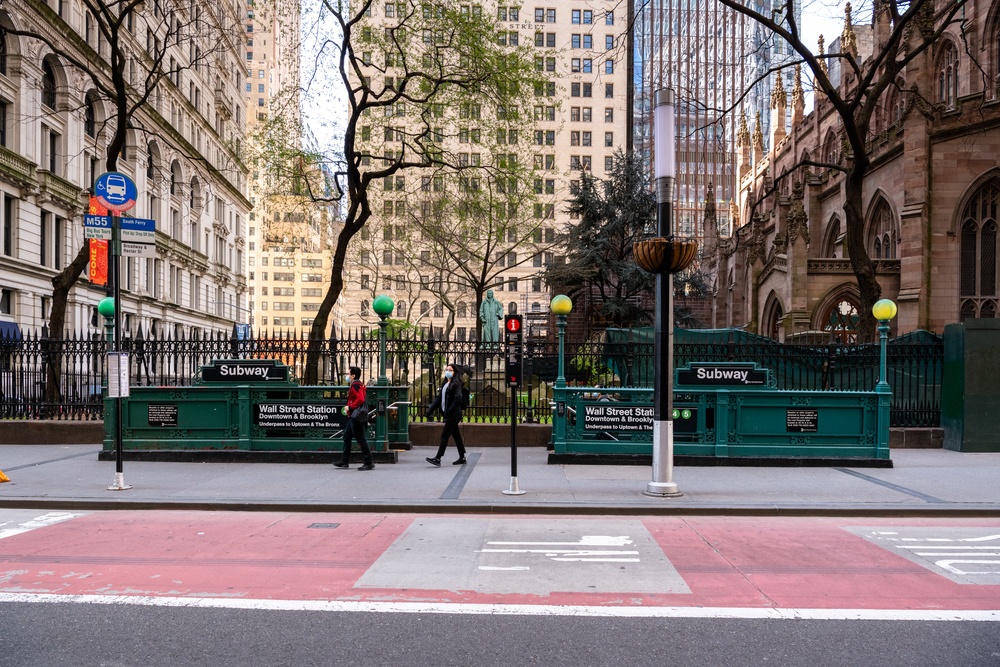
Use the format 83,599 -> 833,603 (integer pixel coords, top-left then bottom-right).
0,592 -> 997,621
855,528 -> 1000,584
486,536 -> 634,547
480,536 -> 640,564
477,567 -> 530,571
936,560 -> 1000,575
0,512 -> 83,540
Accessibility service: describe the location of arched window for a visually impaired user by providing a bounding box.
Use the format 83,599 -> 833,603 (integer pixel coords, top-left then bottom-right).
508,301 -> 517,314
170,160 -> 181,195
823,298 -> 860,344
938,42 -> 959,108
0,28 -> 7,77
190,177 -> 201,211
361,300 -> 370,316
822,216 -> 841,258
42,60 -> 57,109
420,300 -> 430,316
146,143 -> 157,178
396,301 -> 407,318
822,131 -> 839,166
84,97 -> 96,138
457,302 -> 467,318
867,199 -> 898,259
433,303 -> 443,317
959,180 -> 1000,320
762,294 -> 783,341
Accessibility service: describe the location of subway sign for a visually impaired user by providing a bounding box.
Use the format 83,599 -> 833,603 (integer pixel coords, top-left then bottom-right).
676,363 -> 769,387
200,359 -> 289,383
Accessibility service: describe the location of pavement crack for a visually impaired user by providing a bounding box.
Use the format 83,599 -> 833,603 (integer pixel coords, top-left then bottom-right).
680,519 -> 780,607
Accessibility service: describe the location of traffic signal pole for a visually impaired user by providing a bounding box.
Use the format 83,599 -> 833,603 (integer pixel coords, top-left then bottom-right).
502,314 -> 525,495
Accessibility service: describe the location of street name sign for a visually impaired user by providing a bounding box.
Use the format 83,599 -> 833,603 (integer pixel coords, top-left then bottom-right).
119,217 -> 156,256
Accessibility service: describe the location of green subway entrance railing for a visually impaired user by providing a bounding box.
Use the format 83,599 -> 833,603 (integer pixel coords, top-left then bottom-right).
551,362 -> 890,464
100,359 -> 409,461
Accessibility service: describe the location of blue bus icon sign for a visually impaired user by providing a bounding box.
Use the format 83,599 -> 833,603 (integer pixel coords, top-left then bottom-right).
95,172 -> 137,212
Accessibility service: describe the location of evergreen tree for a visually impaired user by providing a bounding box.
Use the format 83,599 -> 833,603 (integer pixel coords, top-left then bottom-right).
546,150 -> 655,328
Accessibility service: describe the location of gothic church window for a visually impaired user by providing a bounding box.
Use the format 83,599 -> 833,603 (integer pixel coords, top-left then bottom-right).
959,179 -> 999,320
938,41 -> 959,108
867,198 -> 898,259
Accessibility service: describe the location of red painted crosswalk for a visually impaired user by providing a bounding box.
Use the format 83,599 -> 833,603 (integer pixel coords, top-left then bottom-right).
1,511 -> 998,617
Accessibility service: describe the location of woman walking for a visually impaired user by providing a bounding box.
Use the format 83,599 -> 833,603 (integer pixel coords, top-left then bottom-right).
425,363 -> 467,466
334,366 -> 374,471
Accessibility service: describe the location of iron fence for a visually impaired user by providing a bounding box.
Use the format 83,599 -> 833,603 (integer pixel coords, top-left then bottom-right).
0,327 -> 943,427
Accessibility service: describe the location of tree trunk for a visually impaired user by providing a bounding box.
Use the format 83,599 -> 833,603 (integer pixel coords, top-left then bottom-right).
45,242 -> 92,405
843,167 -> 881,343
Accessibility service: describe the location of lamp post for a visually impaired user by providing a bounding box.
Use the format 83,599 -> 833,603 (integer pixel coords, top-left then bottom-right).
645,89 -> 682,497
872,299 -> 896,459
99,296 -> 130,491
373,295 -> 394,387
551,295 -> 572,388
550,294 -> 572,451
872,299 -> 897,391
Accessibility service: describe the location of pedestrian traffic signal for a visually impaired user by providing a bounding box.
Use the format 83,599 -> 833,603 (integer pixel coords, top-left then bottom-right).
505,315 -> 524,387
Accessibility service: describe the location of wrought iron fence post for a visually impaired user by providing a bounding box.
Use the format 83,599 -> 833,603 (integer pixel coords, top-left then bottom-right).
426,326 -> 436,419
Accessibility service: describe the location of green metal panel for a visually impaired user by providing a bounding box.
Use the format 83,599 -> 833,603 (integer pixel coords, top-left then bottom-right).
943,320 -> 1000,452
551,383 -> 888,460
102,359 -> 409,455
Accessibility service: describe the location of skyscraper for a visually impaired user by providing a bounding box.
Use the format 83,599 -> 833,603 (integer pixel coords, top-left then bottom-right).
634,0 -> 799,242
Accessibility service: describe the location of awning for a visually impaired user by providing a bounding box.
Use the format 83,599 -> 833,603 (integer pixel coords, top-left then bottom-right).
0,321 -> 21,340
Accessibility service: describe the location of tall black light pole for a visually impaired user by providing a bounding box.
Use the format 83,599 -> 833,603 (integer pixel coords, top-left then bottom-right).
645,89 -> 681,497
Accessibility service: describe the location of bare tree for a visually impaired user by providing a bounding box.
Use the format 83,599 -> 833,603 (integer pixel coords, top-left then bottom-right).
271,0 -> 547,382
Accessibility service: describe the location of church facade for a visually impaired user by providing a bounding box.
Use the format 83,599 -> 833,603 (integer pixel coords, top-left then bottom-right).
704,1 -> 1000,341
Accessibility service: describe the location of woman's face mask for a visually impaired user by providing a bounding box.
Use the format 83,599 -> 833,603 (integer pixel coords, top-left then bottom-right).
444,370 -> 454,379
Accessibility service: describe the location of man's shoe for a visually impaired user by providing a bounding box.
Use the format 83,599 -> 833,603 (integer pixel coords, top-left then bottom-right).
425,457 -> 441,467
452,457 -> 467,465
358,462 -> 375,471
333,461 -> 350,469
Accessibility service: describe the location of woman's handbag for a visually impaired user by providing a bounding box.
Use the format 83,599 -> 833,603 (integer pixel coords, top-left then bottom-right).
350,405 -> 370,425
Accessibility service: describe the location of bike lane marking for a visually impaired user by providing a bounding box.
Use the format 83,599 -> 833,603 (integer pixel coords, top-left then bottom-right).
0,511 -> 997,616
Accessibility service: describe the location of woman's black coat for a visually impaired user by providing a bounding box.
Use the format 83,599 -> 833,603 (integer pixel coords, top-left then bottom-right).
427,378 -> 464,422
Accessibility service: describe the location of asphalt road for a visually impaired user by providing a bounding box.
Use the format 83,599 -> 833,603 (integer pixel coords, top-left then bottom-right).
3,602 -> 999,667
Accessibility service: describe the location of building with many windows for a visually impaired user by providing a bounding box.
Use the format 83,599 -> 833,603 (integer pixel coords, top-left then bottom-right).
337,0 -> 631,340
0,0 -> 249,339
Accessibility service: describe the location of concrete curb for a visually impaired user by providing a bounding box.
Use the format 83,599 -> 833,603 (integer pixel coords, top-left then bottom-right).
0,497 -> 998,517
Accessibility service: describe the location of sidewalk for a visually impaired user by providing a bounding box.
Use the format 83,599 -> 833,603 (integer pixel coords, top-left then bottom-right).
1,444 -> 999,516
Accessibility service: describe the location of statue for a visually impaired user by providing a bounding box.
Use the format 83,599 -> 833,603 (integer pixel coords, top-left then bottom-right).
479,289 -> 504,345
